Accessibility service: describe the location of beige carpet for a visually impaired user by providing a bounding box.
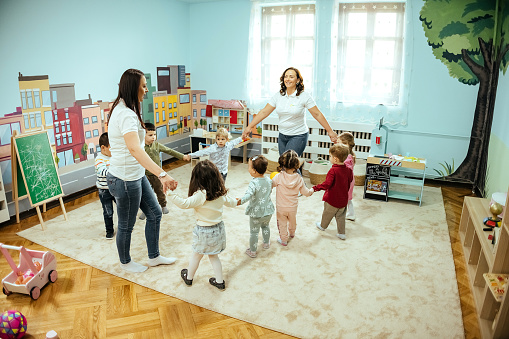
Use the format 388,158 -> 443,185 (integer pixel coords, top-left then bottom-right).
18,162 -> 464,339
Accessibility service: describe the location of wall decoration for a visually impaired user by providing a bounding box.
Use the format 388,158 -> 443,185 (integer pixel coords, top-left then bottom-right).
420,0 -> 509,195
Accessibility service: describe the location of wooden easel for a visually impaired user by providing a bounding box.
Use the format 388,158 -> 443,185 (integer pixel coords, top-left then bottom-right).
11,130 -> 67,230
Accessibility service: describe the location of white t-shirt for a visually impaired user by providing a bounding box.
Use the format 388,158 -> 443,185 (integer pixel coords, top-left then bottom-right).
107,100 -> 145,181
268,90 -> 316,135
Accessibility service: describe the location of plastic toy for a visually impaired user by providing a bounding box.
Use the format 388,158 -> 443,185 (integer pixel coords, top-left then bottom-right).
270,171 -> 279,180
0,310 -> 27,338
1,243 -> 57,300
15,261 -> 41,285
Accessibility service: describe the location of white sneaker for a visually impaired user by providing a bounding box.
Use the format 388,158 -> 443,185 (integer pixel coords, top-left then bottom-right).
162,206 -> 169,214
337,234 -> 346,240
139,212 -> 146,220
346,213 -> 356,221
315,222 -> 325,231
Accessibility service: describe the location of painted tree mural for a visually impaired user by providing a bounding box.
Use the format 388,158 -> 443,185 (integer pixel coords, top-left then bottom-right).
420,0 -> 509,193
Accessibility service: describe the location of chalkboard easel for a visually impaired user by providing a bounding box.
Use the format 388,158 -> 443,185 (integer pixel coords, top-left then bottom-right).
11,129 -> 67,230
363,162 -> 391,202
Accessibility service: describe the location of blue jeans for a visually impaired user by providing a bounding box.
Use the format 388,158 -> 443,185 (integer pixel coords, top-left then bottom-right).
107,173 -> 162,264
278,132 -> 308,157
98,188 -> 115,235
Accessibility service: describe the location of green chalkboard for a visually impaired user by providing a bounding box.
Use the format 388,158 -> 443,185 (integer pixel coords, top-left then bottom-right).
13,131 -> 63,206
16,157 -> 27,198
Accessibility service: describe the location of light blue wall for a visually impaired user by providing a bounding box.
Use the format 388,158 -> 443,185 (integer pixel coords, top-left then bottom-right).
0,0 -> 190,114
189,0 -> 251,99
492,72 -> 509,146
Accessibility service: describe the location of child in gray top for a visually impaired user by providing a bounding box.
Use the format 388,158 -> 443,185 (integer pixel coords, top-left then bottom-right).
237,155 -> 275,258
184,127 -> 243,182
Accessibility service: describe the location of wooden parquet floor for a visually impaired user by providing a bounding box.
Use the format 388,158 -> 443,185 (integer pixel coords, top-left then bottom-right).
0,159 -> 480,338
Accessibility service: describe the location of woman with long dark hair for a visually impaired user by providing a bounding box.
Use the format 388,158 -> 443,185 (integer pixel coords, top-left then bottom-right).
242,67 -> 337,157
107,68 -> 178,273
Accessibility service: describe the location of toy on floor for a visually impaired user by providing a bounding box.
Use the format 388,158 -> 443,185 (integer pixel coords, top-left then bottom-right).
1,243 -> 57,300
270,171 -> 279,180
0,310 -> 27,339
14,261 -> 41,285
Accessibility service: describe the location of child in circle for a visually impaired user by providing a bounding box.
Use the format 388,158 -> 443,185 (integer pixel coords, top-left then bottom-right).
339,132 -> 356,221
271,150 -> 313,246
313,144 -> 353,240
237,155 -> 275,258
94,132 -> 116,239
183,127 -> 244,182
167,159 -> 238,291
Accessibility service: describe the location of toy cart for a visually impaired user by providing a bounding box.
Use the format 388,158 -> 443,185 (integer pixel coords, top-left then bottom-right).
1,243 -> 57,300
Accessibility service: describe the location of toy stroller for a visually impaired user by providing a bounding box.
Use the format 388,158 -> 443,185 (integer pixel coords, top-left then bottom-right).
1,243 -> 57,300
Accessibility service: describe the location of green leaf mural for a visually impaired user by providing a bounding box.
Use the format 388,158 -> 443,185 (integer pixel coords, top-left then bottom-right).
420,0 -> 509,193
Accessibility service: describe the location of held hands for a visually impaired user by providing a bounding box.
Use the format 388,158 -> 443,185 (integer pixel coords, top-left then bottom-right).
241,129 -> 250,140
183,155 -> 191,161
328,130 -> 338,143
236,198 -> 242,206
160,175 -> 178,193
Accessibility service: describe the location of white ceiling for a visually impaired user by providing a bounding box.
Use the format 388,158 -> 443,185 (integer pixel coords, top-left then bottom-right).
177,0 -> 235,3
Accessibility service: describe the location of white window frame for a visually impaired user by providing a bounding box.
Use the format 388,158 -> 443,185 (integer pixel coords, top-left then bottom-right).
331,2 -> 405,106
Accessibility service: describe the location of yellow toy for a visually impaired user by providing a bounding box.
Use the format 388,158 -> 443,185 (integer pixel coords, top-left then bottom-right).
270,171 -> 279,180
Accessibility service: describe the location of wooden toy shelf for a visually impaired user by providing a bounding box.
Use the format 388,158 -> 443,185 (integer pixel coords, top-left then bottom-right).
459,194 -> 509,338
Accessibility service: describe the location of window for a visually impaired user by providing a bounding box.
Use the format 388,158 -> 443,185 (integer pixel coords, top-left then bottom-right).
29,114 -> 35,128
84,117 -> 89,124
158,70 -> 169,76
257,4 -> 316,98
53,110 -> 58,120
93,129 -> 99,137
85,131 -> 91,138
65,111 -> 69,119
35,112 -> 42,127
200,94 -> 207,103
193,94 -> 196,103
68,133 -> 72,143
27,90 -> 33,109
20,91 -> 27,110
55,125 -> 60,133
162,110 -> 166,121
66,122 -> 70,131
34,90 -> 41,108
96,145 -> 101,153
42,90 -> 51,107
52,90 -> 57,103
201,109 -> 206,117
162,102 -> 165,108
155,103 -> 158,109
63,135 -> 67,145
187,115 -> 191,120
56,136 -> 61,146
23,114 -> 29,129
61,124 -> 65,133
0,122 -> 20,146
47,128 -> 55,145
156,113 -> 159,123
173,102 -> 177,108
193,109 -> 197,117
44,111 -> 53,126
91,116 -> 98,123
174,112 -> 178,118
332,3 -> 405,105
179,94 -> 190,104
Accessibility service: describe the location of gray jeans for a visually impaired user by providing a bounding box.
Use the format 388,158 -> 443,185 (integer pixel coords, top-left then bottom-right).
320,202 -> 346,235
249,214 -> 272,252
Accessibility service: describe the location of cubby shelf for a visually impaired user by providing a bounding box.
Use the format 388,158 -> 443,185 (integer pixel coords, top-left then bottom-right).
459,193 -> 509,338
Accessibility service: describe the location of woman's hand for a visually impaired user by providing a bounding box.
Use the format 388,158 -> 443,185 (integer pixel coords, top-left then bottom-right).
328,130 -> 338,143
160,175 -> 178,193
241,129 -> 250,140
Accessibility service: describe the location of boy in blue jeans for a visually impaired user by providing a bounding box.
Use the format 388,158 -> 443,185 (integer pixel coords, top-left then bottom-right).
95,132 -> 116,239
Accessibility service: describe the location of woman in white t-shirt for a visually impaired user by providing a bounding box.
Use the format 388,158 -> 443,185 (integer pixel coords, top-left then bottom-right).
242,67 -> 337,157
107,68 -> 178,273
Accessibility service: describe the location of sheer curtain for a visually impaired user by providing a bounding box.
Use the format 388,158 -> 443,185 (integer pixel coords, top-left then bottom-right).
246,1 -> 316,113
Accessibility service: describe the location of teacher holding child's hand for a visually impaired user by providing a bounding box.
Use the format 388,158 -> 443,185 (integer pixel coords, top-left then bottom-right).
107,68 -> 178,273
242,67 -> 338,157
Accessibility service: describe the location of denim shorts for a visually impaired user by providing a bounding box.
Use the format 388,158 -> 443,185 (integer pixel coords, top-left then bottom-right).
192,221 -> 226,255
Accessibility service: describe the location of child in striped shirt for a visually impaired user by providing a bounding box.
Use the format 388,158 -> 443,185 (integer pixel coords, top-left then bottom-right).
95,132 -> 116,239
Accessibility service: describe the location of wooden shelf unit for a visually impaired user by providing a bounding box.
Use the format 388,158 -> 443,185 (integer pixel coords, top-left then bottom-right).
459,193 -> 509,338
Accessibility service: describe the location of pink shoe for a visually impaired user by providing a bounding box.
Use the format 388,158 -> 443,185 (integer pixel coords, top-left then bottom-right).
262,242 -> 270,249
277,238 -> 287,246
245,248 -> 257,258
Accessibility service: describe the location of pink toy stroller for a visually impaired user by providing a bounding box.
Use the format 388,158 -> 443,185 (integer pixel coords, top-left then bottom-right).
1,243 -> 57,300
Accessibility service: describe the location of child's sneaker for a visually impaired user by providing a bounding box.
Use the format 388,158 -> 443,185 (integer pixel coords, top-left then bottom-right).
315,222 -> 325,231
337,233 -> 346,240
277,238 -> 287,246
346,212 -> 356,221
245,249 -> 257,258
162,206 -> 169,214
262,242 -> 270,249
139,212 -> 146,220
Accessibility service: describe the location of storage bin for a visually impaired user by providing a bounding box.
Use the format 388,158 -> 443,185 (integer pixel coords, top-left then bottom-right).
302,160 -> 313,177
309,158 -> 332,185
266,147 -> 279,173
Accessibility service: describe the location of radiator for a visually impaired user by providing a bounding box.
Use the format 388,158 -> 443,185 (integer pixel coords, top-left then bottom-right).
261,116 -> 375,161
